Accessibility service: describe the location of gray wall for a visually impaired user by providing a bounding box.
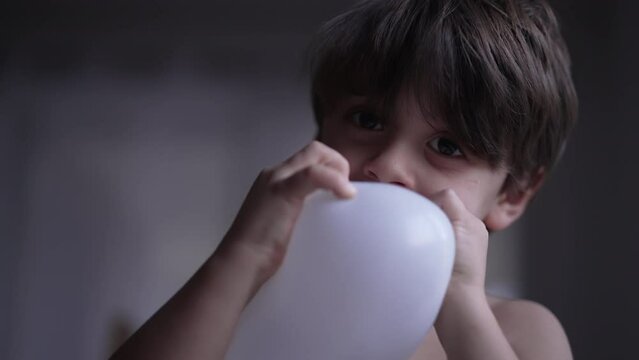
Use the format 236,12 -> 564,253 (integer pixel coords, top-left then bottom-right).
524,1 -> 639,359
2,1 -> 634,359
0,108 -> 29,360
1,2 -> 336,358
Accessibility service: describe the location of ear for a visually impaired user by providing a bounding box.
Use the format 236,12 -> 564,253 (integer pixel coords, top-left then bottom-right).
484,168 -> 545,231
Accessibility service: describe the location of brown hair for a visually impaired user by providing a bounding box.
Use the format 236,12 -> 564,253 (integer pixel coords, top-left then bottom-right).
309,0 -> 578,188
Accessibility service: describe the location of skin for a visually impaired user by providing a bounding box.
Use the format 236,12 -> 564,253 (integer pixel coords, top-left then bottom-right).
320,90 -> 572,360
111,89 -> 572,360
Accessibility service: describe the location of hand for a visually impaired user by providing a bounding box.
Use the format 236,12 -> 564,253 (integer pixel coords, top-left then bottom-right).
430,189 -> 525,360
430,189 -> 489,292
218,141 -> 356,284
110,142 -> 355,360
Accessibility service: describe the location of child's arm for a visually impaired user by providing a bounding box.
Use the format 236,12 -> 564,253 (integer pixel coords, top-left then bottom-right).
430,190 -> 572,360
110,141 -> 356,360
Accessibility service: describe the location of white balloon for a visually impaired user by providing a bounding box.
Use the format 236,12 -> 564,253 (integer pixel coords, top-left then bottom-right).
226,182 -> 455,360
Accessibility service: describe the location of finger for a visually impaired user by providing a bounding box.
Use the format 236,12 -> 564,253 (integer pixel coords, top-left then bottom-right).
429,189 -> 467,223
271,141 -> 350,181
276,163 -> 356,200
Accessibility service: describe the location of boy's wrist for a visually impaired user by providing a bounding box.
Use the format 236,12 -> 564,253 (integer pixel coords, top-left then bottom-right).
435,283 -> 500,357
447,273 -> 485,296
436,281 -> 489,334
211,236 -> 283,292
442,280 -> 487,308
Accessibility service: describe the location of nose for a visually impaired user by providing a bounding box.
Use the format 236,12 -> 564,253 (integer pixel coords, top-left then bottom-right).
362,142 -> 416,189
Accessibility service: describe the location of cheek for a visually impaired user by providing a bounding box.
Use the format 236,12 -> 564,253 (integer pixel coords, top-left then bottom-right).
455,187 -> 486,217
456,176 -> 505,219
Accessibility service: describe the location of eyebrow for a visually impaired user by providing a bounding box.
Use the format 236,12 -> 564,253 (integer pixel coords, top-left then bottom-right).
339,93 -> 455,135
423,116 -> 448,133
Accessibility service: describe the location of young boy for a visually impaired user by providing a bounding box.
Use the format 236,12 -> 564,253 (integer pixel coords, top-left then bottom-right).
112,0 -> 577,359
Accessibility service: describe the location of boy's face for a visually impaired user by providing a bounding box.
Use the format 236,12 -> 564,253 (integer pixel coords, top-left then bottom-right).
319,89 -> 522,230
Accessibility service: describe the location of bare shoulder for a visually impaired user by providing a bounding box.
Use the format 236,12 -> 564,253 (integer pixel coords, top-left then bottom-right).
487,295 -> 572,360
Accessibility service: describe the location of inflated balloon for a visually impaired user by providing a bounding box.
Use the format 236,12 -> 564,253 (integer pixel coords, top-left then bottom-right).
226,182 -> 455,360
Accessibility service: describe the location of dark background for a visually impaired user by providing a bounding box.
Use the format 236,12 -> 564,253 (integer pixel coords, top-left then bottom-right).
1,1 -> 637,359
525,1 -> 639,359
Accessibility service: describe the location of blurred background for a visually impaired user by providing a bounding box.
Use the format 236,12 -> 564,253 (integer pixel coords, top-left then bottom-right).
1,0 -> 637,359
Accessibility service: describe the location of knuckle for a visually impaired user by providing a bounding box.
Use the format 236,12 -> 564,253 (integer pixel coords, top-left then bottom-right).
337,154 -> 350,171
476,220 -> 489,237
433,189 -> 453,204
443,188 -> 457,199
458,215 -> 489,239
296,166 -> 319,185
307,140 -> 323,153
268,169 -> 292,186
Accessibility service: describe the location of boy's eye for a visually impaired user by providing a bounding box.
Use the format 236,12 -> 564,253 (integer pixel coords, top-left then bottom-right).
351,111 -> 383,131
428,137 -> 463,157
